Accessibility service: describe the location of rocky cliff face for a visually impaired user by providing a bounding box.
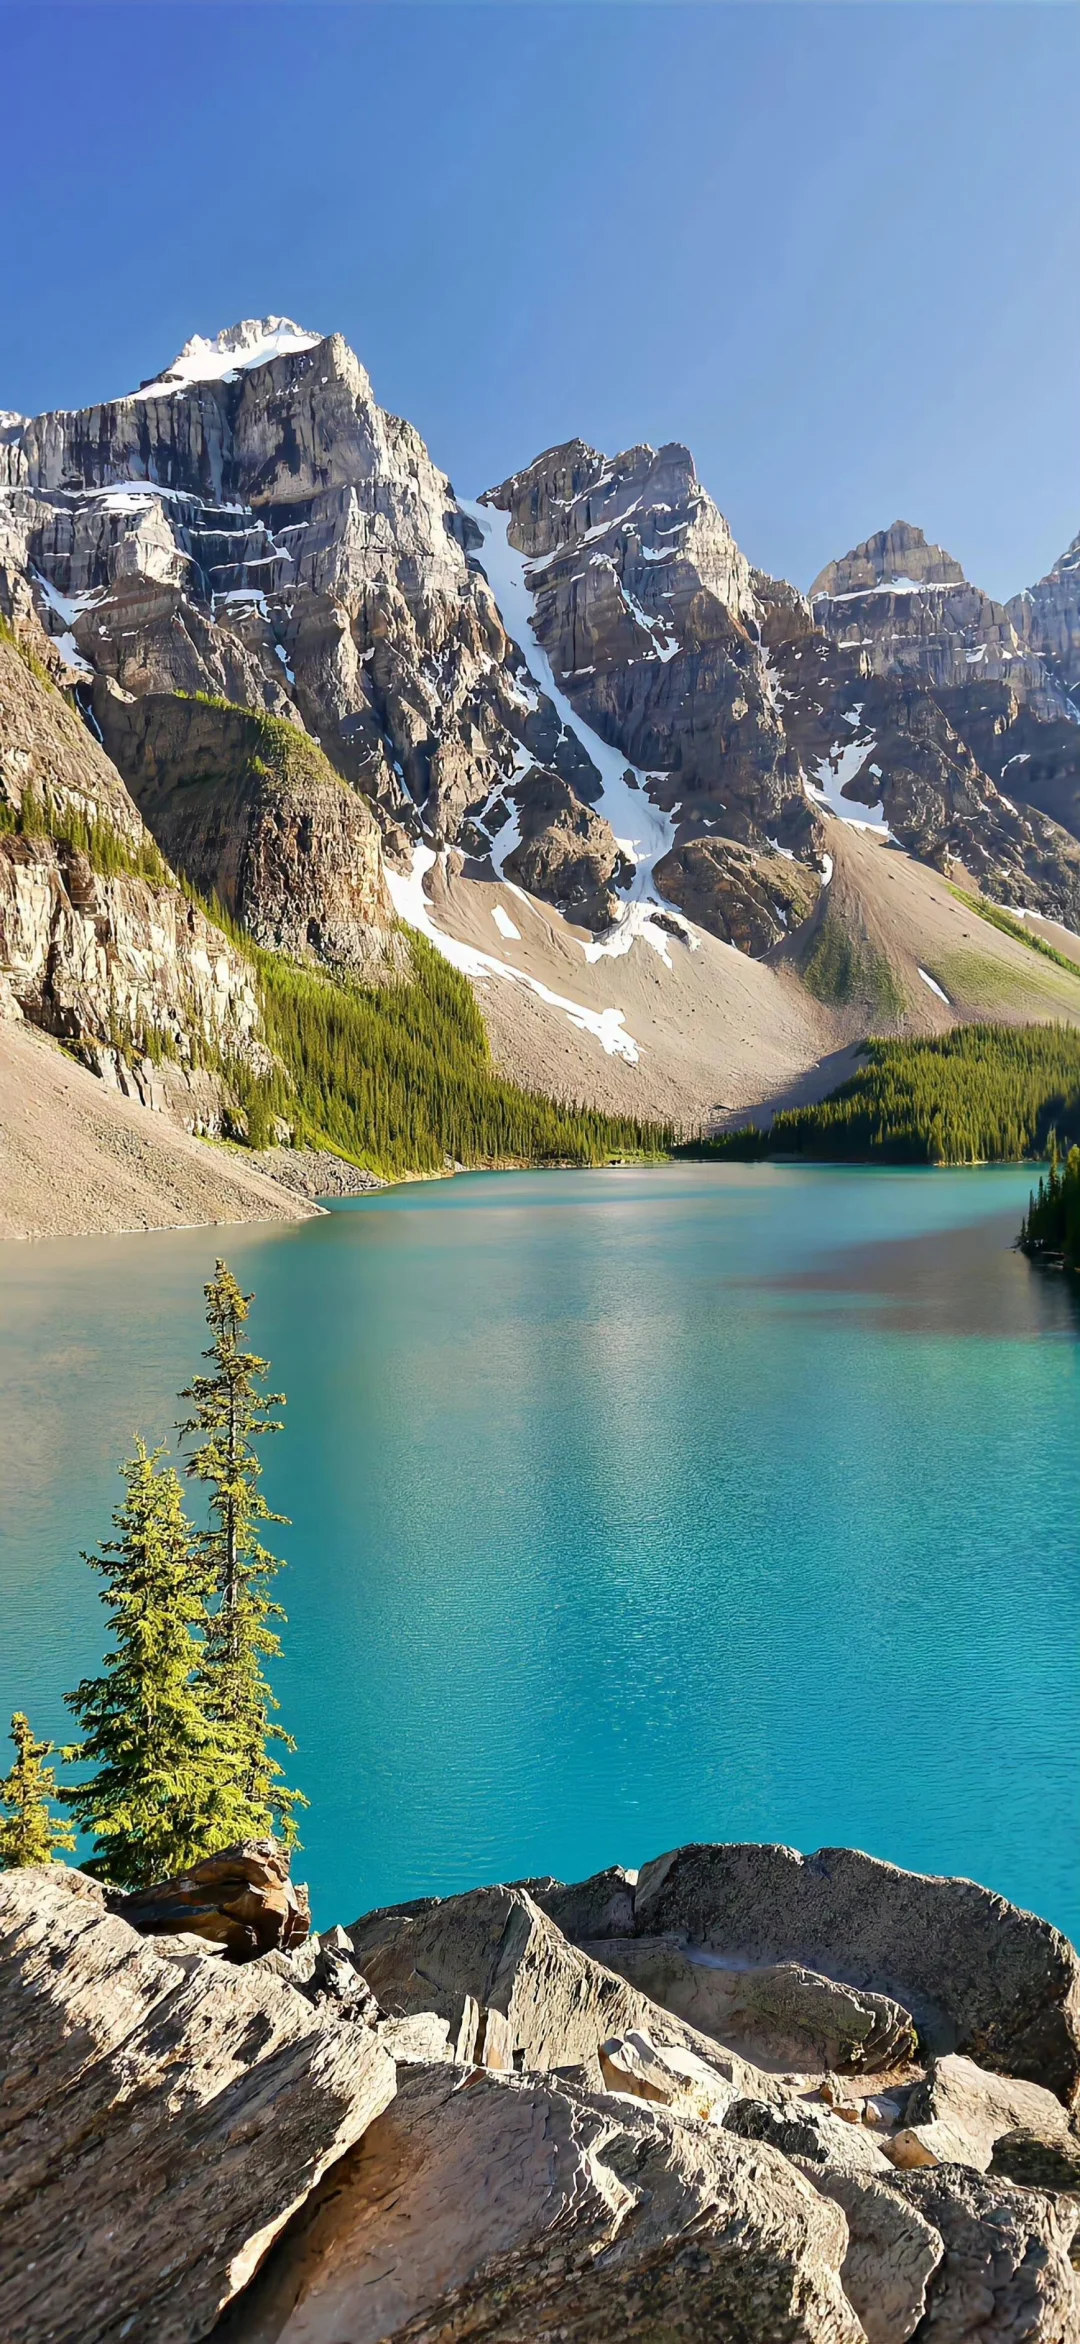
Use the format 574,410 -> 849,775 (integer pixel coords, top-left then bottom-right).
1,319 -> 637,949
0,328 -> 571,833
1009,528 -> 1080,699
95,687 -> 393,969
809,521 -> 1058,710
484,438 -> 811,848
0,633 -> 261,1109
479,462 -> 1080,939
4,316 -> 1080,1055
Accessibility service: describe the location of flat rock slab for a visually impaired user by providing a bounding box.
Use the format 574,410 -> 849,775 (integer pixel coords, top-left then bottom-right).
217,2063 -> 867,2343
0,1867 -> 395,2344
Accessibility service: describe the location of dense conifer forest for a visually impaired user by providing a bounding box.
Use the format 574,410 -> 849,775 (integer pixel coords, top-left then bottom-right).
681,1025 -> 1080,1166
1020,1146 -> 1080,1270
222,926 -> 673,1177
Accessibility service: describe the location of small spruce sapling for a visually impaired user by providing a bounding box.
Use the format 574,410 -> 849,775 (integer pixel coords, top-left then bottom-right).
63,1441 -> 223,1887
0,1712 -> 75,1868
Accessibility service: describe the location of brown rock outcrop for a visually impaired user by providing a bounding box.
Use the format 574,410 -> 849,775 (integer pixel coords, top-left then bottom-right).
500,766 -> 632,928
656,833 -> 821,953
111,1838 -> 311,1961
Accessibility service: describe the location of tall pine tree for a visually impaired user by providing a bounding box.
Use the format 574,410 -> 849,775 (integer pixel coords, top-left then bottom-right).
63,1442 -> 223,1888
178,1263 -> 304,1846
0,1713 -> 75,1868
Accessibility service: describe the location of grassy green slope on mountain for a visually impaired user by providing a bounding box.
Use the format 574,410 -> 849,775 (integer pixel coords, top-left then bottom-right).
681,1024 -> 1080,1166
947,885 -> 1080,982
776,824 -> 1080,1032
218,918 -> 672,1176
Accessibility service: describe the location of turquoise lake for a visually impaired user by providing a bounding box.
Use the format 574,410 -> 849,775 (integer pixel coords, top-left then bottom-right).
2,1164 -> 1078,1937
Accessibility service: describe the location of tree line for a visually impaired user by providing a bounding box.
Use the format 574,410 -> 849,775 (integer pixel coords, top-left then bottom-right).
228,927 -> 675,1174
679,1024 -> 1080,1167
1019,1143 -> 1080,1270
0,1264 -> 302,1885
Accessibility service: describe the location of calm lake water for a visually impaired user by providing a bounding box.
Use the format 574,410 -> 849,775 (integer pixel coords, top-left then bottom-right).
2,1164 -> 1078,1937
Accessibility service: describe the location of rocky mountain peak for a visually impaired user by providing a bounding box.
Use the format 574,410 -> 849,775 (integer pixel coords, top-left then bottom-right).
811,521 -> 968,601
1008,524 -> 1080,696
1045,528 -> 1080,582
136,316 -> 324,397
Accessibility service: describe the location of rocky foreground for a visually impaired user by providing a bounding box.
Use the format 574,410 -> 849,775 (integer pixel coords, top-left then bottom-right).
3,1840 -> 1080,2343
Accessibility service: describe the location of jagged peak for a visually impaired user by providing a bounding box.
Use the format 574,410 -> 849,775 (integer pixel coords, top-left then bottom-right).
134,317 -> 325,401
1049,528 -> 1080,580
811,520 -> 968,601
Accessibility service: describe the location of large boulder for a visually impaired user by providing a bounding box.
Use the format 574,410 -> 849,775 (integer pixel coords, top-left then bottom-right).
346,1882 -> 772,2099
216,2063 -> 866,2343
111,1836 -> 311,1960
583,1932 -> 917,2074
889,2166 -> 1080,2342
0,1865 -> 395,2344
630,1844 -> 1080,2103
888,2053 -> 1075,2174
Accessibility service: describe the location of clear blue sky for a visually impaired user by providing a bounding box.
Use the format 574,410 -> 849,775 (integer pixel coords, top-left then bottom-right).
2,3 -> 1076,598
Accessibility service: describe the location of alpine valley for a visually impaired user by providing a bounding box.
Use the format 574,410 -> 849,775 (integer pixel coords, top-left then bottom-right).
3,315 -> 1080,1235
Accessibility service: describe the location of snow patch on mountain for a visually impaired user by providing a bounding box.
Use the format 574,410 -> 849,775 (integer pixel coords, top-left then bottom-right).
385,845 -> 641,1063
806,738 -> 890,833
461,496 -> 680,968
133,318 -> 322,401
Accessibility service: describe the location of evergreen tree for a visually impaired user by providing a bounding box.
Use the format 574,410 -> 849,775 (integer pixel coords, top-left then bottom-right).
0,1712 -> 75,1868
63,1442 -> 223,1888
179,1264 -> 304,1845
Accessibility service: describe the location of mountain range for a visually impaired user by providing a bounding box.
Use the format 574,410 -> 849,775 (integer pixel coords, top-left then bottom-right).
2,315 -> 1080,1226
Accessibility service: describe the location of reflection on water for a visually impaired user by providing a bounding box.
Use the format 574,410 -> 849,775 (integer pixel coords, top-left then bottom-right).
1,1164 -> 1078,1938
765,1209 -> 1080,1340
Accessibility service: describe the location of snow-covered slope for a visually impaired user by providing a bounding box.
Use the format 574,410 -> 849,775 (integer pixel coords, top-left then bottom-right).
132,318 -> 323,399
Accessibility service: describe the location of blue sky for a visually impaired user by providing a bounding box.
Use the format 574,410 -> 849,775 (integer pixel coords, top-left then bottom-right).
1,3 -> 1075,598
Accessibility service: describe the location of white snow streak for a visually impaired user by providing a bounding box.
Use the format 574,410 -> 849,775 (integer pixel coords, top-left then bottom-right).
460,497 -> 679,968
918,968 -> 951,1003
385,845 -> 641,1063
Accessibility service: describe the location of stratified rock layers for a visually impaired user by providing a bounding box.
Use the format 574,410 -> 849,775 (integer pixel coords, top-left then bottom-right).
4,1841 -> 1080,2344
